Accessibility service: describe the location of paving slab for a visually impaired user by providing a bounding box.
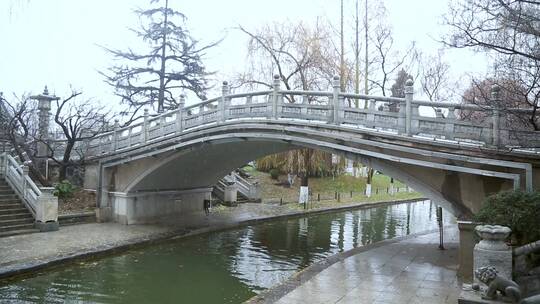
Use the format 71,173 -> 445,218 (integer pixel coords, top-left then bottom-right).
268,227 -> 460,304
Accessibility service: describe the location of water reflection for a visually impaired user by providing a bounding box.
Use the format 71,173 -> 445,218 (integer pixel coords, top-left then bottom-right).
0,200 -> 454,304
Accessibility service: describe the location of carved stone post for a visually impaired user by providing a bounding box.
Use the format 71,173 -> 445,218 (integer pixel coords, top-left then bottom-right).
30,86 -> 60,173
176,95 -> 185,133
474,225 -> 512,283
445,107 -> 456,140
142,109 -> 149,143
404,79 -> 414,135
112,119 -> 119,151
224,182 -> 238,205
491,84 -> 501,147
221,81 -> 229,122
331,75 -> 341,124
35,187 -> 59,232
22,165 -> 29,200
367,99 -> 376,128
272,75 -> 280,119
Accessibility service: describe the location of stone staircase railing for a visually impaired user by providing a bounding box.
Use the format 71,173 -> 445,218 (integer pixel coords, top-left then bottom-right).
82,76 -> 540,158
224,172 -> 261,201
0,152 -> 59,231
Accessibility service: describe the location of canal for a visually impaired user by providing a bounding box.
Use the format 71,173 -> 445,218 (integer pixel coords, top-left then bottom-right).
0,200 -> 454,303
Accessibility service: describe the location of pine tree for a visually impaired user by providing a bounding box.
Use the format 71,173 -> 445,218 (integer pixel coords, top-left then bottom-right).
101,0 -> 217,117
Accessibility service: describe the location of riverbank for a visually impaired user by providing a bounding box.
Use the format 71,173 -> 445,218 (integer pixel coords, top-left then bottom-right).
0,197 -> 425,281
247,227 -> 460,304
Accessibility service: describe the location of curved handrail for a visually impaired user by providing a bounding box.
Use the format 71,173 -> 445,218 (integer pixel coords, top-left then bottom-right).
76,81 -> 540,157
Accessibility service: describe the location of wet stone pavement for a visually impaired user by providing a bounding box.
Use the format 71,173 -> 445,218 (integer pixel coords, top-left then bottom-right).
274,228 -> 460,304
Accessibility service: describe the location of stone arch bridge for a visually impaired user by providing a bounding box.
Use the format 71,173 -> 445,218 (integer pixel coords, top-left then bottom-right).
79,76 -> 540,225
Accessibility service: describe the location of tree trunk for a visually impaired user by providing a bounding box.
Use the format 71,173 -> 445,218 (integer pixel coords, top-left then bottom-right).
59,141 -> 75,181
157,0 -> 169,113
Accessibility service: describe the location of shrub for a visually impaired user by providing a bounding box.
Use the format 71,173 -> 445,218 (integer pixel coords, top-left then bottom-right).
53,180 -> 77,199
474,190 -> 540,246
269,168 -> 280,180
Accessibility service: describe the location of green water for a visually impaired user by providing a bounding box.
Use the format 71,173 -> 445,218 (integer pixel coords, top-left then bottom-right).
0,200 -> 454,304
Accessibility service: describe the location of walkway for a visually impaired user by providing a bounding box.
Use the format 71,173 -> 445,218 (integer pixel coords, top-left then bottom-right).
272,228 -> 459,304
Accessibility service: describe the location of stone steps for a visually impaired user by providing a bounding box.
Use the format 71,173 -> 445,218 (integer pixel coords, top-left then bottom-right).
0,207 -> 29,215
0,223 -> 35,233
0,212 -> 33,221
0,178 -> 38,237
0,228 -> 38,238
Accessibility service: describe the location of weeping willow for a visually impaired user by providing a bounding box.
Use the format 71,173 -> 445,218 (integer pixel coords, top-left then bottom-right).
255,148 -> 345,177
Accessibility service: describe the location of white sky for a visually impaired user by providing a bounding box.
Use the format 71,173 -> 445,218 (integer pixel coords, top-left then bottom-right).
0,0 -> 489,108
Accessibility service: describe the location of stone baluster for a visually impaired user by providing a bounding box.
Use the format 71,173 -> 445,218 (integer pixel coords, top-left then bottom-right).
127,127 -> 133,147
159,113 -> 166,136
301,94 -> 308,116
22,165 -> 29,200
221,81 -> 229,122
491,84 -> 501,147
98,136 -> 104,155
142,109 -> 149,144
444,107 -> 456,140
398,101 -> 406,134
112,119 -> 120,151
271,75 -> 280,119
404,79 -> 414,135
331,75 -> 341,124
176,95 -> 185,133
367,99 -> 376,128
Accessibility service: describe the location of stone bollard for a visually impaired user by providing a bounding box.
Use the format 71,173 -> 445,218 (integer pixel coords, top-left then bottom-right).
473,225 -> 512,284
35,187 -> 59,232
224,182 -> 238,206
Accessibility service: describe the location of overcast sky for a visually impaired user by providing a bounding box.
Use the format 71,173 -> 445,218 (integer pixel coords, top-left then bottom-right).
0,0 -> 489,107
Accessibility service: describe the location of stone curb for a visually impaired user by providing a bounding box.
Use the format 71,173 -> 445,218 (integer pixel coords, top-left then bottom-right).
244,225 -> 454,304
0,197 -> 425,283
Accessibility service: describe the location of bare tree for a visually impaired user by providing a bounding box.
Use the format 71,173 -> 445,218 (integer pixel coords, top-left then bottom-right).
52,93 -> 110,180
419,51 -> 452,103
369,23 -> 418,97
460,76 -> 535,130
443,0 -> 540,62
237,21 -> 340,94
1,94 -> 48,185
2,91 -> 109,183
237,21 -> 345,188
101,0 -> 218,119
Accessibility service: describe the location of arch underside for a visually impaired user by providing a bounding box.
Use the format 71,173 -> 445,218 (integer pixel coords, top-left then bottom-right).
117,132 -> 505,218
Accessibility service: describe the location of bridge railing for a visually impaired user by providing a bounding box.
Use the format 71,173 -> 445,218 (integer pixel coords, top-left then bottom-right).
85,75 -> 540,157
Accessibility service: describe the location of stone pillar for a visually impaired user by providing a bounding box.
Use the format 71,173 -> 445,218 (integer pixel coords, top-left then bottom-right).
404,79 -> 414,136
473,225 -> 512,283
142,109 -> 149,143
34,187 -> 59,232
176,95 -> 185,133
332,75 -> 341,124
445,107 -> 456,140
458,220 -> 477,280
224,183 -> 238,205
221,81 -> 229,122
491,84 -> 501,147
271,75 -> 280,119
30,86 -> 60,173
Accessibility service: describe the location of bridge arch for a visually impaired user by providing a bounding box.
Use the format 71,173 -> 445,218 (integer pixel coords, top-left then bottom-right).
92,120 -> 527,224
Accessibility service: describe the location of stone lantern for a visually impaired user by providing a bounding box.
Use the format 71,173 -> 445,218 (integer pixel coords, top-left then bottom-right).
30,86 -> 60,171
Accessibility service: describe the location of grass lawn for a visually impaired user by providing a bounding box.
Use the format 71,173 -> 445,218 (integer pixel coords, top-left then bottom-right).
244,167 -> 422,208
